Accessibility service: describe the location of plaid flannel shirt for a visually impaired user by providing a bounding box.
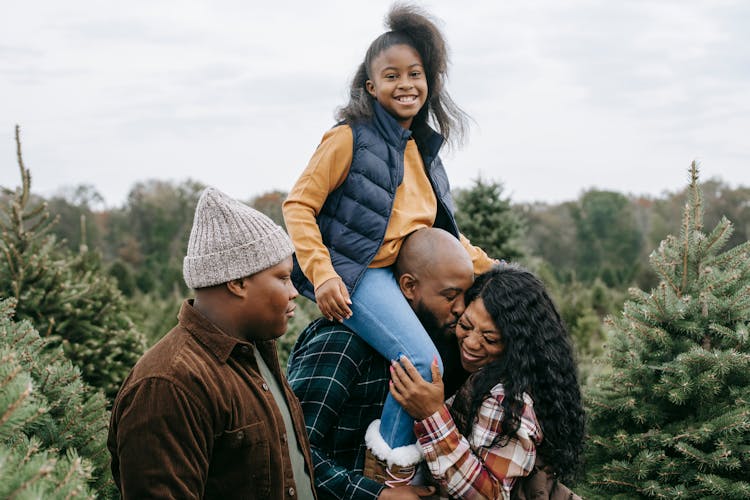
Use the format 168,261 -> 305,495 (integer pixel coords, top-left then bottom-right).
287,319 -> 389,499
415,384 -> 542,500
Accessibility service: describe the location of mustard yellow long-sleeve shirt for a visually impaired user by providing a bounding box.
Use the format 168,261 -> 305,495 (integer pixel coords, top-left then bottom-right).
283,125 -> 495,290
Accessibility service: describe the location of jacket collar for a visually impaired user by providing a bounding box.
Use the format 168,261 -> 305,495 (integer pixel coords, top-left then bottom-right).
371,100 -> 444,164
371,99 -> 412,148
178,300 -> 249,363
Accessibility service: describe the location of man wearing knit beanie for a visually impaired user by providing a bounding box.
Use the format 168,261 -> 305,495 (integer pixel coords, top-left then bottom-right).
108,187 -> 317,500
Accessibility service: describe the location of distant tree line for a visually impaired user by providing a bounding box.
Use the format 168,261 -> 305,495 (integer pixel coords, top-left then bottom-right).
36,174 -> 750,371
518,179 -> 750,290
46,176 -> 749,293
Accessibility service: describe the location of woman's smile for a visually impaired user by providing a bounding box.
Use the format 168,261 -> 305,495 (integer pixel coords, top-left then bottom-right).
456,298 -> 505,372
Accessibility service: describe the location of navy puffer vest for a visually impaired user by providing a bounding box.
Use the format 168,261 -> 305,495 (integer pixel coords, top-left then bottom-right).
292,101 -> 460,301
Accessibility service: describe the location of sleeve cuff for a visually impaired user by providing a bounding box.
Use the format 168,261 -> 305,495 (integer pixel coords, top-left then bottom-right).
414,404 -> 454,441
312,268 -> 341,291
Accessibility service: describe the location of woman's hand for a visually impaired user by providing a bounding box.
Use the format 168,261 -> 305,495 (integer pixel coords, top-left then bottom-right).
314,277 -> 352,321
390,356 -> 445,420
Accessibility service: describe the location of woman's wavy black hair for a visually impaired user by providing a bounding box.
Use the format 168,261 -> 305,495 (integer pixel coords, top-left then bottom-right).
336,3 -> 468,147
454,265 -> 585,482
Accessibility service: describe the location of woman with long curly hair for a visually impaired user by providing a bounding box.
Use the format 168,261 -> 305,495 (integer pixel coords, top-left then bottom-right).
390,265 -> 585,499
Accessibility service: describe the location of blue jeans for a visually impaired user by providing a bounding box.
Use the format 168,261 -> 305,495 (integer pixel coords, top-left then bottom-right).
343,267 -> 443,448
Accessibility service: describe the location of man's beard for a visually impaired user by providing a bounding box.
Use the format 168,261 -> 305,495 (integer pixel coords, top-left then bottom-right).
414,302 -> 455,340
414,302 -> 467,397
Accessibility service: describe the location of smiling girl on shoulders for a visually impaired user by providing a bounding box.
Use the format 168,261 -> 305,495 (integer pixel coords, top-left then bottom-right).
283,3 -> 497,488
391,266 -> 585,499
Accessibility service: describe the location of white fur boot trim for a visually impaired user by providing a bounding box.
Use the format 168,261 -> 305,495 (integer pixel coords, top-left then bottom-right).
364,419 -> 423,467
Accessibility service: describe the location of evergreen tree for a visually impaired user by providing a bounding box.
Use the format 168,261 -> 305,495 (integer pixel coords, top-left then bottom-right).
519,200 -> 579,283
251,189 -> 287,228
277,298 -> 319,371
583,163 -> 750,499
112,178 -> 204,295
0,126 -> 146,401
46,184 -> 105,254
454,177 -> 524,260
570,189 -> 643,286
0,298 -> 115,498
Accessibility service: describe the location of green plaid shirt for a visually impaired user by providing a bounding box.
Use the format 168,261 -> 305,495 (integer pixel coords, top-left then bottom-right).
287,318 -> 389,499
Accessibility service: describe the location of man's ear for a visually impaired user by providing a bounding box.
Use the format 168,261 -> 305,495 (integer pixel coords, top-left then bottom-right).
399,273 -> 418,301
226,278 -> 248,298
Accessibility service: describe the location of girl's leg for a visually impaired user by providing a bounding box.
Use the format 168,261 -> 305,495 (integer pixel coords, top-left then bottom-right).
343,267 -> 444,448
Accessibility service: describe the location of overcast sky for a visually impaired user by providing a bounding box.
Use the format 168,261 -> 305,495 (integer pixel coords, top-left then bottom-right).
2,0 -> 748,208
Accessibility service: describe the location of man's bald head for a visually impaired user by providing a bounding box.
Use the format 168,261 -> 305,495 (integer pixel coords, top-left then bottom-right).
396,228 -> 473,280
396,228 -> 474,336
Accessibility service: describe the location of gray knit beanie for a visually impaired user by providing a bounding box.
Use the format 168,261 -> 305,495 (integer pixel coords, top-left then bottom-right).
183,187 -> 295,289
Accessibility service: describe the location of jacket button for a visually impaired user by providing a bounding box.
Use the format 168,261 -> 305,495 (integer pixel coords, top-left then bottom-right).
262,383 -> 269,391
236,431 -> 244,441
240,345 -> 250,355
288,487 -> 295,496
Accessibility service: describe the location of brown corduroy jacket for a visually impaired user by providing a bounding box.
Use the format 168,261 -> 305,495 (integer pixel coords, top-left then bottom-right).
108,300 -> 316,500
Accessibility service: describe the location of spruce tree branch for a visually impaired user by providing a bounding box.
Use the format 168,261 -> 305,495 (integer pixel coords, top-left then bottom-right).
89,437 -> 110,460
702,221 -> 731,257
39,367 -> 53,393
17,406 -> 47,434
727,284 -> 750,312
59,408 -> 84,438
707,272 -> 741,297
21,439 -> 41,464
673,442 -> 705,463
14,125 -> 31,210
681,205 -> 690,295
7,460 -> 56,500
1,244 -> 16,278
651,286 -> 669,319
650,237 -> 682,295
11,201 -> 24,238
590,479 -> 640,489
53,457 -> 82,496
690,161 -> 703,233
0,364 -> 23,391
0,380 -> 32,429
681,161 -> 703,294
22,201 -> 47,222
632,320 -> 667,346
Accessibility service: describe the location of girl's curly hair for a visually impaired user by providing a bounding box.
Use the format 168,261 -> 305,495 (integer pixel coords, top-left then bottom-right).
453,265 -> 586,483
336,3 -> 468,147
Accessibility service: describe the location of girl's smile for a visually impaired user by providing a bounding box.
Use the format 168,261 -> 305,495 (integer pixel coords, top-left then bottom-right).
366,44 -> 428,129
